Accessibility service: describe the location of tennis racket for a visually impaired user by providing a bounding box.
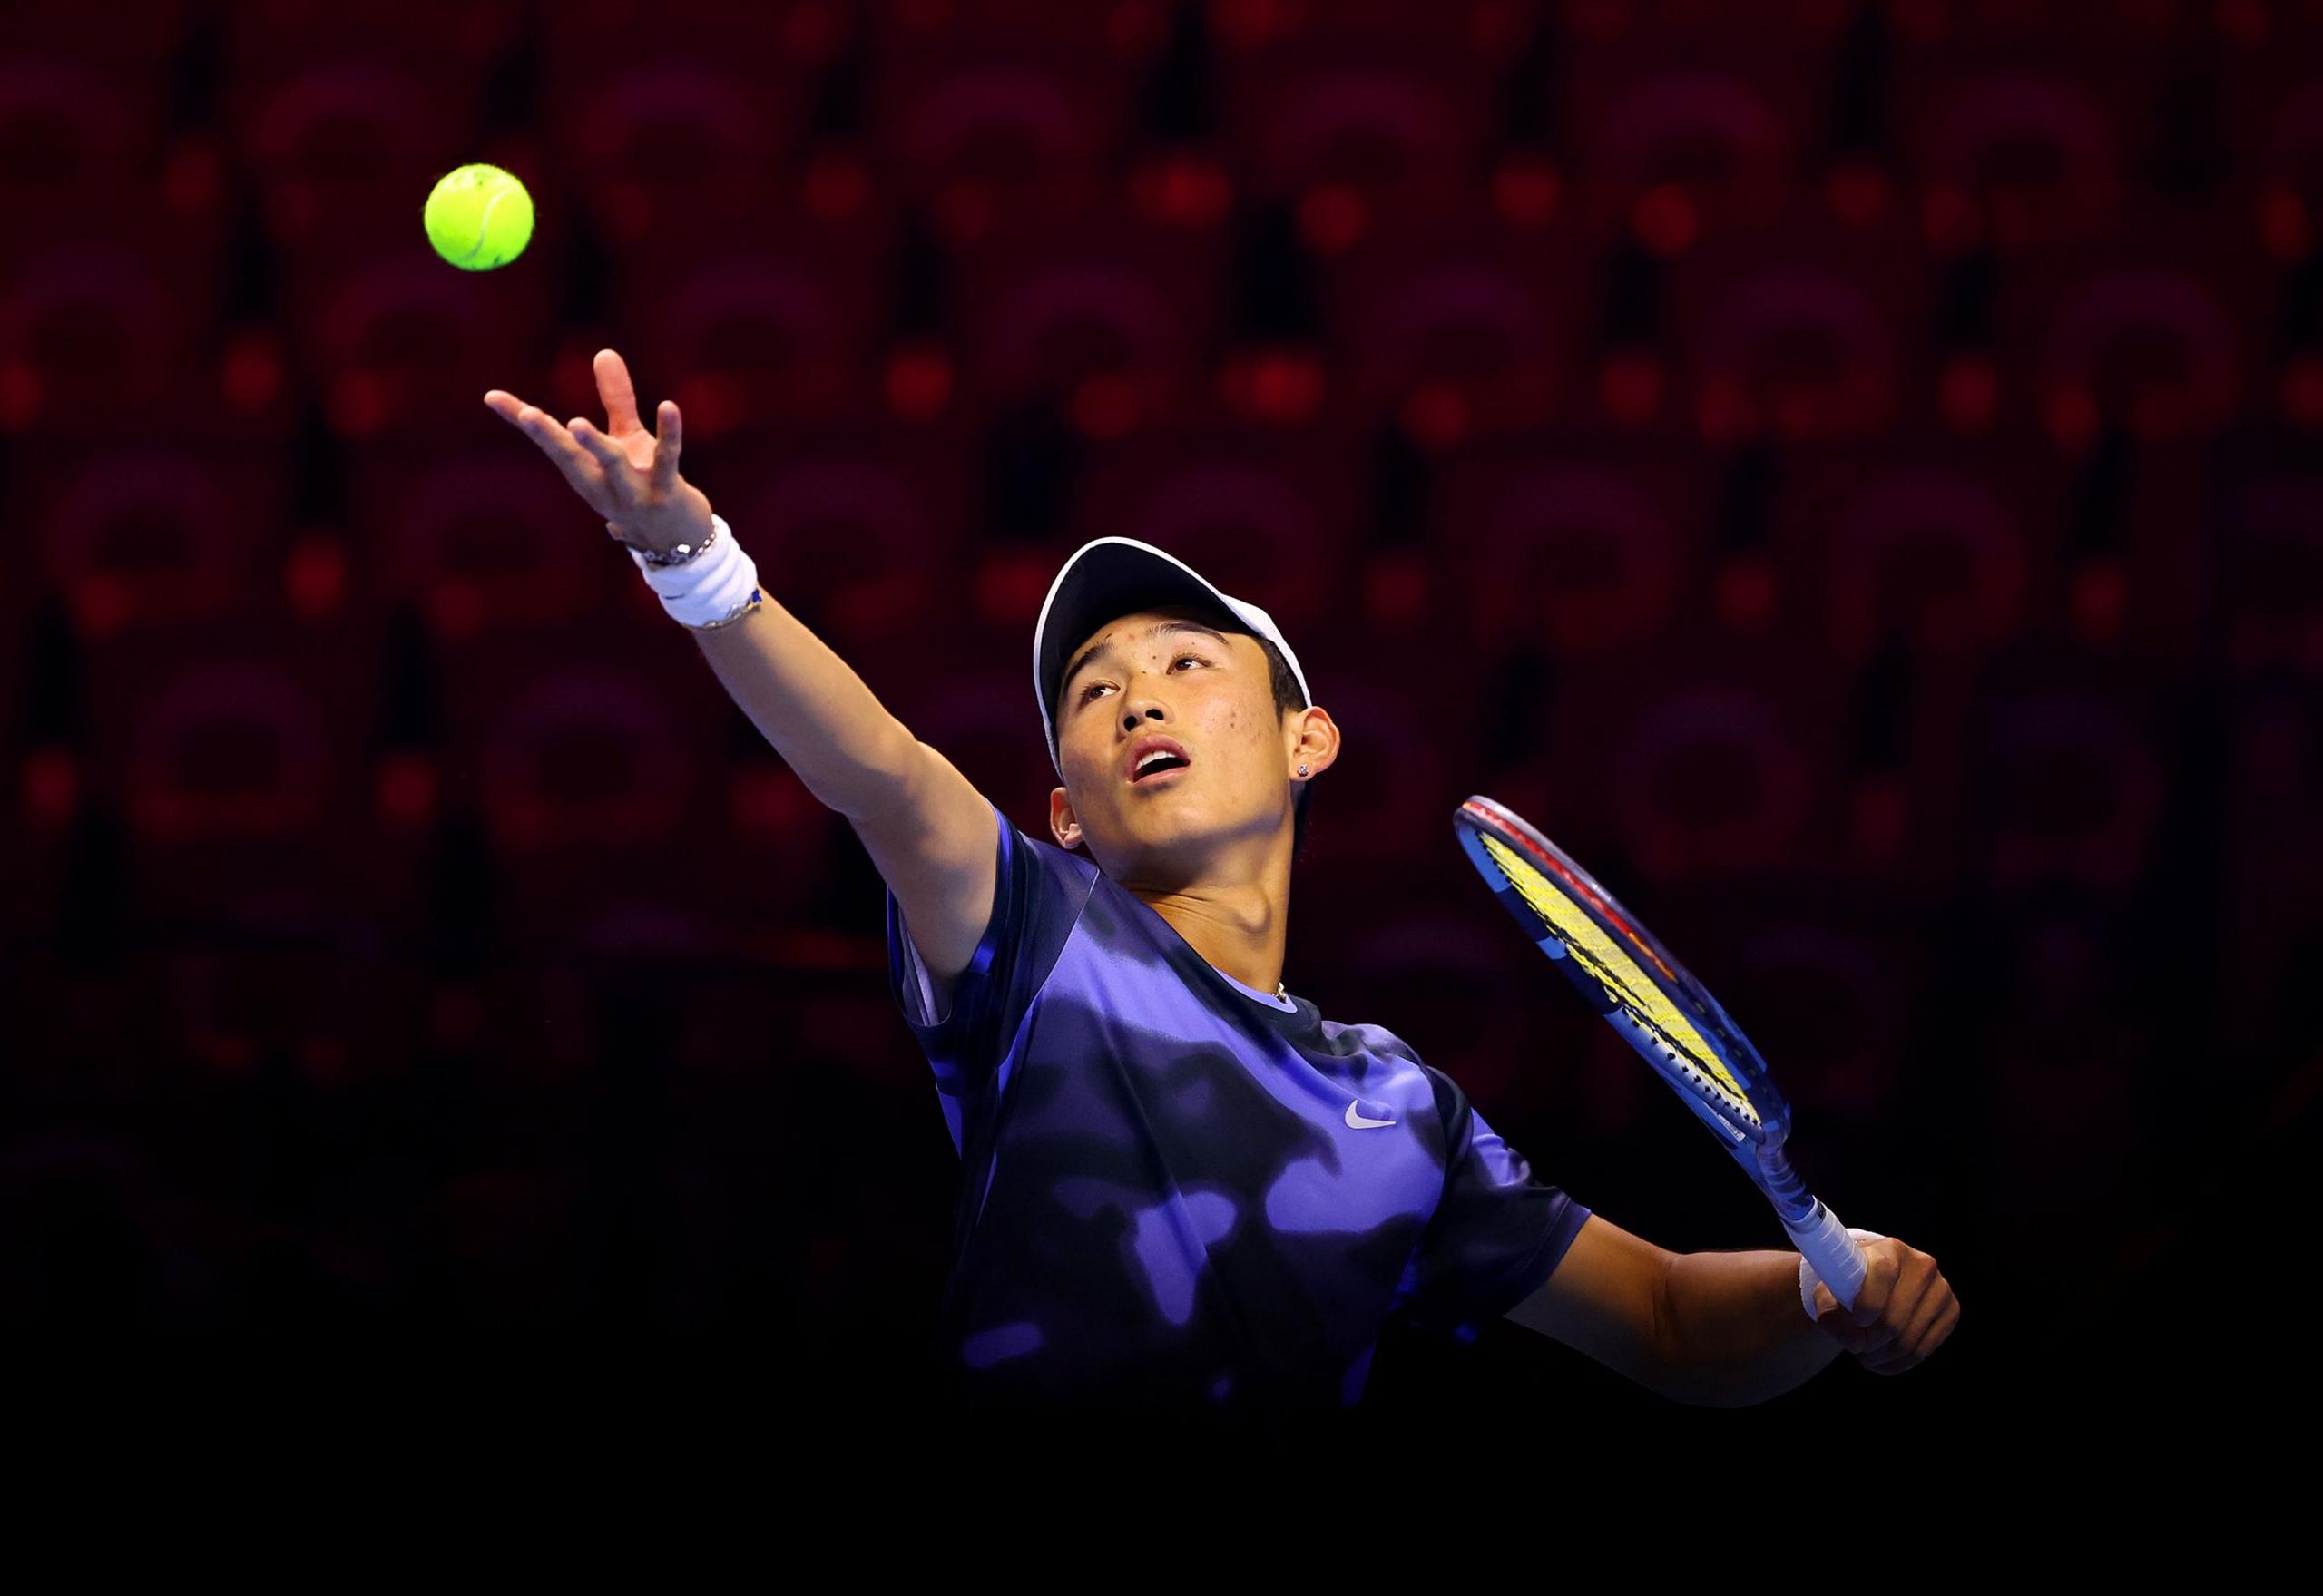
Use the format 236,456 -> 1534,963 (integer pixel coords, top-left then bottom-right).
1454,794 -> 1869,1309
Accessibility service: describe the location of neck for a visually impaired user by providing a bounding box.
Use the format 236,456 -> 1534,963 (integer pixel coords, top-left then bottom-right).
1093,813 -> 1297,995
1135,874 -> 1289,999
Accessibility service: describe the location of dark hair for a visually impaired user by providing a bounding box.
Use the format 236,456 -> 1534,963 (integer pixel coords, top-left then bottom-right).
1052,625 -> 1315,865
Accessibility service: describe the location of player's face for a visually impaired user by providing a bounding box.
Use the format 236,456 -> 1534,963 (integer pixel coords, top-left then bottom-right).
1054,604 -> 1296,871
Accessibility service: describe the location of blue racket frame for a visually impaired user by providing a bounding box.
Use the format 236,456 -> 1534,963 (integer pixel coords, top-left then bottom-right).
1455,794 -> 1869,1309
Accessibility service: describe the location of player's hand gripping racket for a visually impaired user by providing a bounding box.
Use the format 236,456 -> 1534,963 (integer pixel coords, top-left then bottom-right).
1454,795 -> 1869,1310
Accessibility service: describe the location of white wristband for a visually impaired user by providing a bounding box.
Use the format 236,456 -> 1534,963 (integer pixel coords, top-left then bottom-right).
1800,1228 -> 1886,1320
629,514 -> 760,626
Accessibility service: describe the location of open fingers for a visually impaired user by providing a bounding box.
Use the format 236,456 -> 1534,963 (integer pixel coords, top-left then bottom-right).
594,348 -> 643,438
485,390 -> 613,510
569,417 -> 654,506
567,415 -> 619,468
650,398 -> 682,493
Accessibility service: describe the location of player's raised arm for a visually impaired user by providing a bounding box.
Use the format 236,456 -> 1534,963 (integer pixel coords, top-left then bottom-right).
485,349 -> 1001,992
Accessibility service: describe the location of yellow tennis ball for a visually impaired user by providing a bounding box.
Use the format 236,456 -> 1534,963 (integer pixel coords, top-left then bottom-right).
424,162 -> 534,270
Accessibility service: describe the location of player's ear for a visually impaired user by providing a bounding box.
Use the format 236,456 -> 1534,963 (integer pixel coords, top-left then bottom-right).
1289,704 -> 1338,777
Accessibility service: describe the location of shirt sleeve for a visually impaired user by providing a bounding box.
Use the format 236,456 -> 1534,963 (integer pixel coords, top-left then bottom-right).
884,795 -> 1093,1155
1387,1063 -> 1593,1346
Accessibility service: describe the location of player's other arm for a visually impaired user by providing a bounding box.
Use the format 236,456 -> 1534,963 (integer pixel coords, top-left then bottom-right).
1511,1218 -> 1960,1403
1502,1213 -> 1676,1396
485,352 -> 999,1006
1503,1213 -> 1844,1406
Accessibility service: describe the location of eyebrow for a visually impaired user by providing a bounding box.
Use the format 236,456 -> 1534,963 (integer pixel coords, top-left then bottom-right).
1062,619 -> 1233,704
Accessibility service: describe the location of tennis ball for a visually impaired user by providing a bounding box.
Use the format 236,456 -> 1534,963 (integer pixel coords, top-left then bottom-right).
424,163 -> 534,270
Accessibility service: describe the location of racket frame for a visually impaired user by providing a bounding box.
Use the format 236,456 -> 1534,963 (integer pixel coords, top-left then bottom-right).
1454,795 -> 1870,1307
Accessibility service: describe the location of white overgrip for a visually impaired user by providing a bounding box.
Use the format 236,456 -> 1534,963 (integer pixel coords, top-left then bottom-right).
1783,1201 -> 1876,1316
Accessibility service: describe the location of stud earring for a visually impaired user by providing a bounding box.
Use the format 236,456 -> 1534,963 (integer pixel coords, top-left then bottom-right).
1298,765 -> 1309,776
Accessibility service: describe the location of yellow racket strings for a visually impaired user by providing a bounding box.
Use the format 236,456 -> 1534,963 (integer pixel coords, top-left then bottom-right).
1479,832 -> 1759,1125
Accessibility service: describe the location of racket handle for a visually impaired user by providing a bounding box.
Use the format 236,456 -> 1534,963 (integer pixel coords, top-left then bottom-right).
1782,1201 -> 1873,1313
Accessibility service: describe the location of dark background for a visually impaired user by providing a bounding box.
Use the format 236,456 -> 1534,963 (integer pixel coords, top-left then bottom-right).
4,0 -> 2318,1447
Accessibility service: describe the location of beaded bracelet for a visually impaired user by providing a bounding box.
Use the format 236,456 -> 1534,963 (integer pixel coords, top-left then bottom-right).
625,513 -> 764,629
691,585 -> 766,630
618,514 -> 720,569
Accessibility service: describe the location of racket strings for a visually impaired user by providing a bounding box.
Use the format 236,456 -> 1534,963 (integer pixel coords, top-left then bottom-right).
1477,835 -> 1761,1126
1556,944 -> 1761,1125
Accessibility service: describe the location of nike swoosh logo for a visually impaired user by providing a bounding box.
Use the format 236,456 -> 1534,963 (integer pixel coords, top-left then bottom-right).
1345,1101 -> 1395,1130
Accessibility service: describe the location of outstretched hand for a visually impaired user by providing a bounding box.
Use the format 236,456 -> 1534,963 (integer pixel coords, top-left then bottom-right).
1809,1235 -> 1959,1376
484,348 -> 714,558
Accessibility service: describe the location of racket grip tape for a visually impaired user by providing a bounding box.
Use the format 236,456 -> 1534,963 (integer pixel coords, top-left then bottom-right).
1783,1202 -> 1877,1316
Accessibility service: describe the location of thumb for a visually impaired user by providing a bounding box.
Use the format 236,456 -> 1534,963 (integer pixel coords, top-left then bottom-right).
1811,1282 -> 1839,1320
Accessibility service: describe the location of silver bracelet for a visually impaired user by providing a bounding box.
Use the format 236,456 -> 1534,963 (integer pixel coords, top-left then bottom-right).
628,511 -> 760,625
687,585 -> 766,631
615,515 -> 721,568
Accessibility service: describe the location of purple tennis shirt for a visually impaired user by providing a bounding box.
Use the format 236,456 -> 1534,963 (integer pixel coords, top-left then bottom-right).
885,796 -> 1591,1410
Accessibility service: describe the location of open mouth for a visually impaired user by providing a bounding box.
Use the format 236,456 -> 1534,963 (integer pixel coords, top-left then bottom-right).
1127,748 -> 1193,784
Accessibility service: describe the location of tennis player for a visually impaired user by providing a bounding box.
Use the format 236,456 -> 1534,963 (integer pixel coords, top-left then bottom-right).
486,352 -> 1960,1416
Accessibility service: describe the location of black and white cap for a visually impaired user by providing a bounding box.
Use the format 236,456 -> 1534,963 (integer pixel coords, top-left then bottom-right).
1034,535 -> 1312,784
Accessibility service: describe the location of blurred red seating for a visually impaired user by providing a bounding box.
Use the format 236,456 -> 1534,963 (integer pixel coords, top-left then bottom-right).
621,241 -> 887,433
440,648 -> 720,857
869,45 -> 1134,250
1662,210 -> 1930,446
283,249 -> 545,440
539,54 -> 809,253
870,0 -> 1177,60
29,442 -> 290,636
712,420 -> 972,655
0,241 -> 202,436
1320,221 -> 1591,438
877,656 -> 1063,812
1995,222 -> 2271,449
1426,432 -> 1716,657
1635,885 -> 1931,1137
1553,28 -> 1833,249
950,219 -> 1226,430
1266,639 -> 1482,868
1067,422 -> 1365,647
66,622 -> 385,930
0,0 -> 193,57
1774,438 -> 2053,669
427,638 -> 801,943
220,0 -> 518,87
1961,662 -> 2173,896
339,442 -> 617,638
1890,50 -> 2151,257
2230,68 -> 2323,259
1216,44 -> 1497,240
1541,636 -> 1847,884
100,649 -> 341,847
2212,441 -> 2323,681
0,50 -> 168,271
1207,0 -> 1535,56
228,55 -> 491,272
